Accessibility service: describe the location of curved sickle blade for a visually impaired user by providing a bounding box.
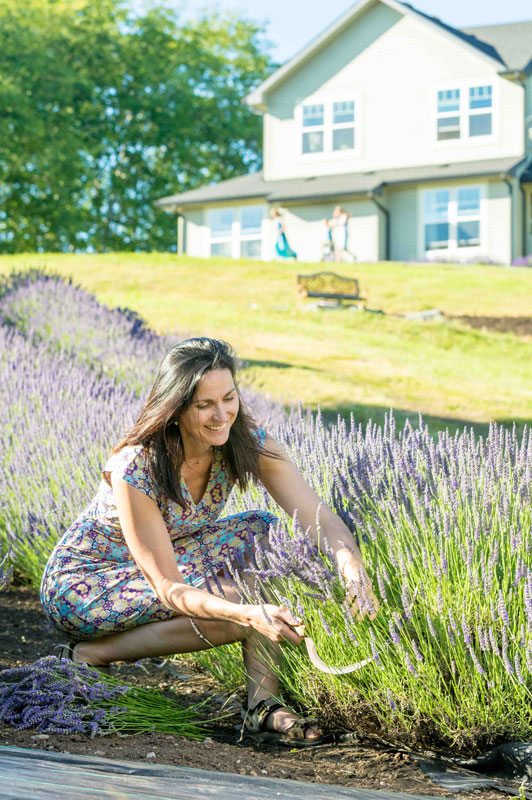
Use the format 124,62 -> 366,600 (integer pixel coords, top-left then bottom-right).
303,637 -> 372,675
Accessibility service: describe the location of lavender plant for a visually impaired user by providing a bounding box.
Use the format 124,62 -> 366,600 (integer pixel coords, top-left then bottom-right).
1,268 -> 529,752
0,656 -> 206,738
0,271 -> 286,585
0,269 -> 176,396
0,550 -> 13,590
0,323 -> 142,584
218,413 -> 532,752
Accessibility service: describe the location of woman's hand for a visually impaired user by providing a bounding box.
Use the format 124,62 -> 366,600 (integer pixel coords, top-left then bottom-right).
243,604 -> 304,645
338,553 -> 380,620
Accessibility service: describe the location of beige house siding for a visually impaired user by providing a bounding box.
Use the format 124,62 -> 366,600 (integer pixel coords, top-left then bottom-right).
184,210 -> 210,258
263,9 -> 524,181
182,179 -> 518,263
388,188 -> 418,261
281,201 -> 380,262
526,184 -> 532,255
485,182 -> 512,264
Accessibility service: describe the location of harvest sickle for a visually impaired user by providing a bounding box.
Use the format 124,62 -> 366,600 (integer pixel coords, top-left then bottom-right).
293,624 -> 372,675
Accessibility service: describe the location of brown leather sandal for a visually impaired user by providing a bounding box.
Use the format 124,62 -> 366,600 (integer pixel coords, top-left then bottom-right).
240,697 -> 330,747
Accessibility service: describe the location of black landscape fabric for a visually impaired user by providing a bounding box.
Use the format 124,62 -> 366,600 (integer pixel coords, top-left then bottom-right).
0,745 -> 443,800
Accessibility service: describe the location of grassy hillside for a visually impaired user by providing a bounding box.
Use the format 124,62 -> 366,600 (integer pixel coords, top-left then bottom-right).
1,253 -> 530,433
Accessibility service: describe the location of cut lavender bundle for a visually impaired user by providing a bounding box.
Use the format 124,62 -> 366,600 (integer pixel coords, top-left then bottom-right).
0,656 -> 207,739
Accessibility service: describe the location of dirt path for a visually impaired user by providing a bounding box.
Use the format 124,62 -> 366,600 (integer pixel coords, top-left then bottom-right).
0,585 -> 509,798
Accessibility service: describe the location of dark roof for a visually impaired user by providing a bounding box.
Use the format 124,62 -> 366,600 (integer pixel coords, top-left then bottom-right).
155,157 -> 527,209
400,3 -> 504,64
461,21 -> 532,72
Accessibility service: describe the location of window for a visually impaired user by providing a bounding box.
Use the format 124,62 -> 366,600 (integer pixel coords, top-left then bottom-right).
208,206 -> 263,258
424,190 -> 450,250
423,187 -> 482,254
301,99 -> 356,155
436,84 -> 492,142
302,104 -> 324,154
332,101 -> 355,151
239,206 -> 263,258
469,85 -> 492,137
437,90 -> 460,141
457,187 -> 481,247
209,209 -> 234,256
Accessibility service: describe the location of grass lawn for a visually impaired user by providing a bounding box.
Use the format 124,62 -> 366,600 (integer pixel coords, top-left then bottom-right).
1,253 -> 531,433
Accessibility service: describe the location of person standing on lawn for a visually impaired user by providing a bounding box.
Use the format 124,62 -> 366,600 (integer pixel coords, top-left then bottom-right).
326,205 -> 351,262
40,337 -> 378,746
271,207 -> 297,260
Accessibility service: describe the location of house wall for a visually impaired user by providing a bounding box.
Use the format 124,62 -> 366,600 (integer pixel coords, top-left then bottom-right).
485,181 -> 513,264
387,187 -> 418,261
185,210 -> 210,258
525,183 -> 532,256
276,201 -> 380,262
263,3 -> 524,181
386,179 -> 513,263
525,74 -> 532,154
183,179 -> 514,263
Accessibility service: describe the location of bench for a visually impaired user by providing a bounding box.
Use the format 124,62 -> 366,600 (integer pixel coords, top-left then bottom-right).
296,271 -> 365,307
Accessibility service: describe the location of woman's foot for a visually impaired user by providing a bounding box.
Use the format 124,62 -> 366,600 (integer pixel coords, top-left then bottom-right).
241,697 -> 328,747
263,705 -> 323,741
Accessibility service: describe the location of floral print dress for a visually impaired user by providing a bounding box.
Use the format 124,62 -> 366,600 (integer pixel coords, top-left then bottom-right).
40,429 -> 274,640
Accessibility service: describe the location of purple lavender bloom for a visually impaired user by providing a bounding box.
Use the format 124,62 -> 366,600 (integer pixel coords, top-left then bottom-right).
0,656 -> 129,736
318,610 -> 333,637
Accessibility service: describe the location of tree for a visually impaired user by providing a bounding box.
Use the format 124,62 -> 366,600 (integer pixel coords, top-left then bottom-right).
0,0 -> 274,251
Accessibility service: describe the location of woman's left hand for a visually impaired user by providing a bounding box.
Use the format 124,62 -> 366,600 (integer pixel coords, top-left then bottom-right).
339,555 -> 379,620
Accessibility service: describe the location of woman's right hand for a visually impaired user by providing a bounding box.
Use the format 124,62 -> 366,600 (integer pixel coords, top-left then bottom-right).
242,604 -> 304,645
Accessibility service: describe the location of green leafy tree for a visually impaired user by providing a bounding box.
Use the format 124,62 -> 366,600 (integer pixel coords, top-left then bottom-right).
0,0 -> 274,252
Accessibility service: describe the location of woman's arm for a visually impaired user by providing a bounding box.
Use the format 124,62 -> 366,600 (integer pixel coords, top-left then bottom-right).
111,475 -> 302,642
258,436 -> 378,616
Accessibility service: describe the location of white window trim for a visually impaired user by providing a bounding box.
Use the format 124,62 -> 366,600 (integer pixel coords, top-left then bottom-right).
418,184 -> 486,260
433,79 -> 496,148
296,92 -> 360,160
208,206 -> 265,259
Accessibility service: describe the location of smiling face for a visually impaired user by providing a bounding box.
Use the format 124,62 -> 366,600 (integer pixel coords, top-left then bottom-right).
178,368 -> 239,454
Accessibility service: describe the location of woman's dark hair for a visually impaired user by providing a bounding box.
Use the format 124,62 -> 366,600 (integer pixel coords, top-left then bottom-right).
112,337 -> 266,508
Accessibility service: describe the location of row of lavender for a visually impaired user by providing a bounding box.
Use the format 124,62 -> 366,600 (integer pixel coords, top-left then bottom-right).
0,270 -> 530,752
0,270 -> 284,587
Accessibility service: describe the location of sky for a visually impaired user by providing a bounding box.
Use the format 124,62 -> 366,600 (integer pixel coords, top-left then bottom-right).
132,0 -> 532,62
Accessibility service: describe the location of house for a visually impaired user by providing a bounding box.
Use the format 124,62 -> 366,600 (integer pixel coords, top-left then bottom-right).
155,0 -> 532,264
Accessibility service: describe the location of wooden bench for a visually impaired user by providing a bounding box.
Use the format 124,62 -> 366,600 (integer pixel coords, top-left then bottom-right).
296,271 -> 365,307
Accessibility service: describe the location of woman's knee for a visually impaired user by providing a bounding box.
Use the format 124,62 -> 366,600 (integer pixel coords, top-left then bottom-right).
197,618 -> 248,645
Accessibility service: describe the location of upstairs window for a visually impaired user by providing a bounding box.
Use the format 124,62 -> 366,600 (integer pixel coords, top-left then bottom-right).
302,104 -> 324,154
436,84 -> 493,142
469,85 -> 492,136
437,89 -> 460,140
301,99 -> 356,155
332,101 -> 355,151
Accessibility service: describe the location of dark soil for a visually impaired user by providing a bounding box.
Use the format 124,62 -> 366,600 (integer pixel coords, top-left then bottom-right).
449,315 -> 532,337
0,585 -> 510,798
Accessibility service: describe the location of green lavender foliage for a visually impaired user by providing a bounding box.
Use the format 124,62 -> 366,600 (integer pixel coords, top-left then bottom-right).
1,270 -> 530,753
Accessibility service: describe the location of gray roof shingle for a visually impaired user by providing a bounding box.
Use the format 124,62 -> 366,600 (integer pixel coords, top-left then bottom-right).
461,21 -> 532,72
155,157 -> 527,209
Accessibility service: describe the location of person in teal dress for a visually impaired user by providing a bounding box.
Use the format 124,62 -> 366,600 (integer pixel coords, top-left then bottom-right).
271,207 -> 297,259
40,337 -> 377,746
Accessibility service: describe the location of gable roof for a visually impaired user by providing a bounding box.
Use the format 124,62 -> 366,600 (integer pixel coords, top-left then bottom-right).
155,157 -> 528,211
461,21 -> 532,73
246,0 -> 531,108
